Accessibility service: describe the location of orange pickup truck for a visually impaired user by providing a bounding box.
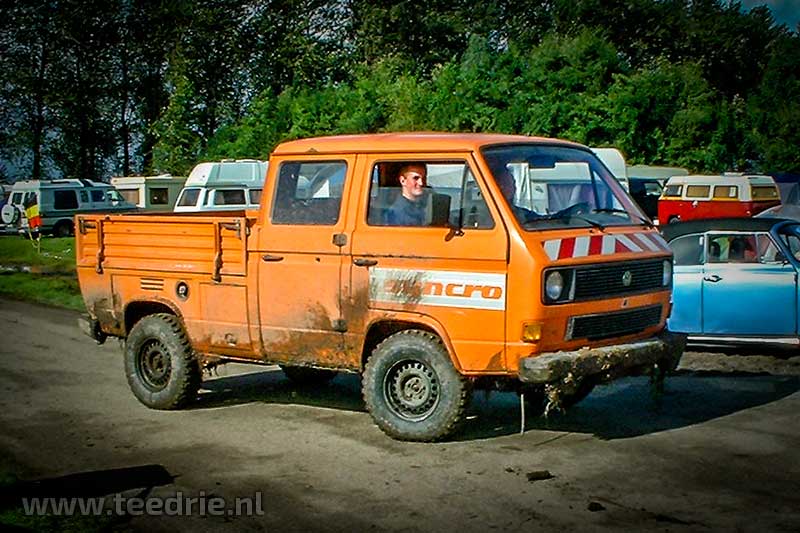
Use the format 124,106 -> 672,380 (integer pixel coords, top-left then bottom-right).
76,133 -> 685,441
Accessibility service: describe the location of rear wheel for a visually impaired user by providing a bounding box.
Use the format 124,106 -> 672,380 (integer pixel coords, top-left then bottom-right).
124,313 -> 201,410
363,330 -> 471,441
667,216 -> 680,224
53,220 -> 73,237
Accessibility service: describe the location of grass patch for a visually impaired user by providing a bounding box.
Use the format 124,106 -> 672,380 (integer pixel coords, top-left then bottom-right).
0,236 -> 75,270
0,236 -> 83,311
0,273 -> 84,312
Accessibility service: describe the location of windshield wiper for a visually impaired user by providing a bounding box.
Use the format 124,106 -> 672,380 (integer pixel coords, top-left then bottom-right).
532,212 -> 607,230
592,208 -> 628,215
591,208 -> 654,228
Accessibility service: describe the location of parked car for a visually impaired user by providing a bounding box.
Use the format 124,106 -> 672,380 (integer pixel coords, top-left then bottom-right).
757,181 -> 800,220
174,159 -> 267,212
111,174 -> 187,212
663,217 -> 800,348
628,177 -> 664,221
0,179 -> 135,236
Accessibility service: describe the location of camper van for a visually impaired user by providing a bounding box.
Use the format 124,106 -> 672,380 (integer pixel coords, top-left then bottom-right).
591,148 -> 629,191
658,174 -> 780,224
0,179 -> 134,236
110,175 -> 187,212
174,159 -> 268,212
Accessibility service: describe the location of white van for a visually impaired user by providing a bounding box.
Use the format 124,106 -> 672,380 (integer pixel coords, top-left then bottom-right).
0,179 -> 135,236
591,147 -> 630,191
110,174 -> 187,211
174,159 -> 268,212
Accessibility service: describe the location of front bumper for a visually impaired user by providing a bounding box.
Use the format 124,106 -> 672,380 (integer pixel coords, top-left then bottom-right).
518,330 -> 686,385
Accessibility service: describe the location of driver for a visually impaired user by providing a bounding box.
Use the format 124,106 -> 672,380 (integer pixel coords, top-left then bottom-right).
385,163 -> 429,226
495,167 -> 540,223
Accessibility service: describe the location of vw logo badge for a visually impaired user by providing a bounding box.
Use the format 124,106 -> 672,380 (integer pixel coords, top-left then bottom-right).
621,270 -> 633,287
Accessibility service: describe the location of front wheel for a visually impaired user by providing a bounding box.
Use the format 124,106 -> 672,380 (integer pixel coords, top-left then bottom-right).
124,313 -> 201,410
362,330 -> 471,441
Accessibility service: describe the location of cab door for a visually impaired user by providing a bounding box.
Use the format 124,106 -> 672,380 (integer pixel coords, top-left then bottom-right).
349,154 -> 510,373
256,156 -> 359,370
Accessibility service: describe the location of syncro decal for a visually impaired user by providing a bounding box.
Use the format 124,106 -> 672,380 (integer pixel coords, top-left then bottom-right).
369,268 -> 506,311
542,231 -> 670,261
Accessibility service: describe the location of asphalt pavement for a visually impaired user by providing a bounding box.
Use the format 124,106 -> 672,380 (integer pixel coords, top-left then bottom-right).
1,298 -> 799,532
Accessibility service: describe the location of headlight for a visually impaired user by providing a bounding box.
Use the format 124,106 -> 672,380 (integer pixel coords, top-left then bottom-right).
545,271 -> 564,301
662,259 -> 673,286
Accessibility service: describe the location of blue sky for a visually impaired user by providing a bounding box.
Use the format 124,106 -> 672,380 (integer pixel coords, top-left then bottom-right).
740,0 -> 800,30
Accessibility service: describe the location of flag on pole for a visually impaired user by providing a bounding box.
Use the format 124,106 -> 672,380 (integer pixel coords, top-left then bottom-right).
23,193 -> 41,230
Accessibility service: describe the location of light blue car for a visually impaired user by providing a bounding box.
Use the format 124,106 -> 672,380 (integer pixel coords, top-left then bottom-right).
662,217 -> 800,348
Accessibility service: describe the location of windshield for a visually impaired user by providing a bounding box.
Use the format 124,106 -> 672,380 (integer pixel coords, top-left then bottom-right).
481,144 -> 648,230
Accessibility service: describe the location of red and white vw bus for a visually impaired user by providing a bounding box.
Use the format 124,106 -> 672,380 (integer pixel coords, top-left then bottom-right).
658,174 -> 780,224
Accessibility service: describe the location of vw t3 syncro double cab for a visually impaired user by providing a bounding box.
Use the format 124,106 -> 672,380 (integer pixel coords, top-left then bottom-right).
75,133 -> 684,441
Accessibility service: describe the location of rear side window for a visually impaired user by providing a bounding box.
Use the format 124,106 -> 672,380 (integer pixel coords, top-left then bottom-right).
662,184 -> 682,197
249,189 -> 262,204
751,185 -> 779,201
120,189 -> 140,205
272,161 -> 347,225
713,185 -> 737,198
53,190 -> 78,210
670,234 -> 703,266
213,189 -> 246,206
149,188 -> 169,205
686,185 -> 710,198
90,190 -> 105,202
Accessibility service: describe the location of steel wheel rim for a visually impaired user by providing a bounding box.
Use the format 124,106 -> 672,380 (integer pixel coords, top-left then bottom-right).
137,339 -> 172,391
383,359 -> 440,421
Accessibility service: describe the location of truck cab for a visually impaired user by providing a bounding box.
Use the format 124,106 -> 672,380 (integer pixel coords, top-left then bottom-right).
76,133 -> 684,441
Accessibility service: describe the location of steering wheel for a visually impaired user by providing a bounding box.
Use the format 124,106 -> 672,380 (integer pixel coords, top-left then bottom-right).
554,202 -> 590,218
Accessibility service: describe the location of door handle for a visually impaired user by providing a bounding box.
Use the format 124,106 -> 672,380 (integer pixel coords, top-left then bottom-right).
353,258 -> 378,267
703,274 -> 721,282
261,254 -> 284,262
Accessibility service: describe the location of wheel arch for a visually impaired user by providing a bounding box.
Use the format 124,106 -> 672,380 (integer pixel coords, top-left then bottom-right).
124,299 -> 181,336
360,314 -> 461,372
51,218 -> 74,236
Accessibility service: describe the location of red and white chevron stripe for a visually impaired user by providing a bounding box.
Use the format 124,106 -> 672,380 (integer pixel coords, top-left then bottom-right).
542,232 -> 670,260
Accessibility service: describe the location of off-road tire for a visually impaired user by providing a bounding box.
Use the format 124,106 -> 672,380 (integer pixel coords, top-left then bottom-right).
362,330 -> 471,442
280,365 -> 337,386
124,313 -> 201,410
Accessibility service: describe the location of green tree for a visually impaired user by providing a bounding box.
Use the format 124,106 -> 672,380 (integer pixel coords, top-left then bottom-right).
746,33 -> 800,172
151,62 -> 203,175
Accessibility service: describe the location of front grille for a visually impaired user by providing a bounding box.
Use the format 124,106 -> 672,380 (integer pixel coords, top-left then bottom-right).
567,305 -> 662,341
573,259 -> 664,300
